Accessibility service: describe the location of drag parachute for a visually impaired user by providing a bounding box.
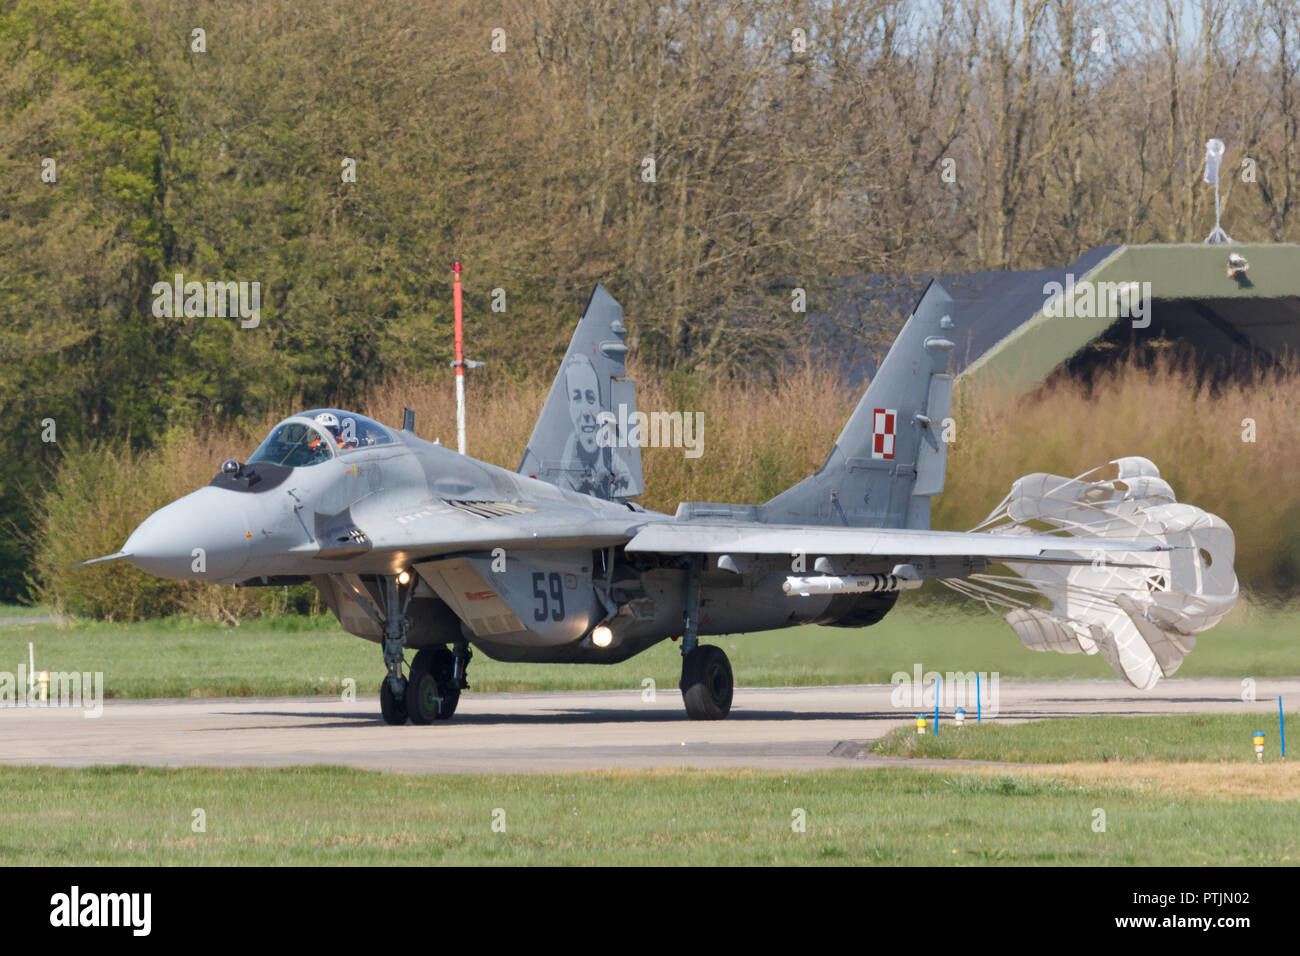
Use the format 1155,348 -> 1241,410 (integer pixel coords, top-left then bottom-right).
943,458 -> 1238,690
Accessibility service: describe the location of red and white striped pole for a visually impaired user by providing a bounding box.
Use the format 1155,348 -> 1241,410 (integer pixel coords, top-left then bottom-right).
452,260 -> 466,455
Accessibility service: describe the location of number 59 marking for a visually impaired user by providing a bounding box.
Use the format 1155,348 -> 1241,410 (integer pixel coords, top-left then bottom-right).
532,571 -> 565,622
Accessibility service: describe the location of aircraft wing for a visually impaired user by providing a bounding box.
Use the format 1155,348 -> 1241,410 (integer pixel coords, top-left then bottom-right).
354,501 -> 646,558
623,522 -> 1171,568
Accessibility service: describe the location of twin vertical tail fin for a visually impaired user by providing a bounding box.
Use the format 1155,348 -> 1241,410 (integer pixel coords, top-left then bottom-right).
761,281 -> 956,529
518,285 -> 644,500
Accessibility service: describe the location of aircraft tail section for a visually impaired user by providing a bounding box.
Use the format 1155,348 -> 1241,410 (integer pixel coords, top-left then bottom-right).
518,285 -> 644,499
760,281 -> 955,529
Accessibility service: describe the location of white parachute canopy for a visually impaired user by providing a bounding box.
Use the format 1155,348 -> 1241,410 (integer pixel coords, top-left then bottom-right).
943,458 -> 1238,690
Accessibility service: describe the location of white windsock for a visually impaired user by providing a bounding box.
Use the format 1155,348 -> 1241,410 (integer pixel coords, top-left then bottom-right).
1204,139 -> 1225,185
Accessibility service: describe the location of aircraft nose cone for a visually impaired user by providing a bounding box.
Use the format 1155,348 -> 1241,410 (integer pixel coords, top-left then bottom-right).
123,487 -> 251,581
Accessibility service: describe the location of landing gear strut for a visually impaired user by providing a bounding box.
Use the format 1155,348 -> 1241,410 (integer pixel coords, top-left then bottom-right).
678,553 -> 734,720
378,574 -> 410,726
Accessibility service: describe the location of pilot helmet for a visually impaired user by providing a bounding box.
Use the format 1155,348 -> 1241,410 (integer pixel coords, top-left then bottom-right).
315,412 -> 341,432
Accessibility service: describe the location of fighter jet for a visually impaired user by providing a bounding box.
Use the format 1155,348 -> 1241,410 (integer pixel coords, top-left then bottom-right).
77,282 -> 1236,722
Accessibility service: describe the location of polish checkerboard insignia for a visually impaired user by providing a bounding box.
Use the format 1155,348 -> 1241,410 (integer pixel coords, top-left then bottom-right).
872,408 -> 896,459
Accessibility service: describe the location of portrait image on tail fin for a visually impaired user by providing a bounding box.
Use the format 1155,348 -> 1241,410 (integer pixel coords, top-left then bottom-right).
518,284 -> 644,500
559,354 -> 635,498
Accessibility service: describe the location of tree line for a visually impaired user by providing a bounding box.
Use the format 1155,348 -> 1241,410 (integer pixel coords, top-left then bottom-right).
2,0 -> 1297,598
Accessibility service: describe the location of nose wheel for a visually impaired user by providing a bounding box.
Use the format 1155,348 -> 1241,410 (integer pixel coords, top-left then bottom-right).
407,646 -> 462,724
379,677 -> 407,725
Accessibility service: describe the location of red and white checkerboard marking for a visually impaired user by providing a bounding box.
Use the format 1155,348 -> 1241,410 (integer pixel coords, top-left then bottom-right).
872,408 -> 896,459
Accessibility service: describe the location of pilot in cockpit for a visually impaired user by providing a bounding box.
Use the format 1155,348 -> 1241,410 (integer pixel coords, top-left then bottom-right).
312,412 -> 359,451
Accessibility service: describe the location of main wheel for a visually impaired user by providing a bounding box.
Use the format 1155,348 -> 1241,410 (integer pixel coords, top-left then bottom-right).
680,644 -> 733,720
379,678 -> 407,725
408,647 -> 460,724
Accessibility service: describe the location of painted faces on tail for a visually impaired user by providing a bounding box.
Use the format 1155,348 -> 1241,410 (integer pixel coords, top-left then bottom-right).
565,357 -> 601,455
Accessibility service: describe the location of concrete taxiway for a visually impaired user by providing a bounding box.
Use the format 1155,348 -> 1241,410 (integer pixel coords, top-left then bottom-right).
1,678 -> 1294,773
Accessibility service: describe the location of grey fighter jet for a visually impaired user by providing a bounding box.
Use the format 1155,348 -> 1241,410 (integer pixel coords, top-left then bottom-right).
77,283 -> 1184,724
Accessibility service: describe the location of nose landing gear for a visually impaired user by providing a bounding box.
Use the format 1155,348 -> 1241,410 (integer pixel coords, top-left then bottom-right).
377,574 -> 411,725
362,572 -> 472,725
407,645 -> 465,724
379,676 -> 407,725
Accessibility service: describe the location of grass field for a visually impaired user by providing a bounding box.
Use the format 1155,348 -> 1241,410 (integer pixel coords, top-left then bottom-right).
2,692 -> 1295,866
0,764 -> 1294,865
871,713 -> 1297,764
0,605 -> 53,619
0,599 -> 1294,699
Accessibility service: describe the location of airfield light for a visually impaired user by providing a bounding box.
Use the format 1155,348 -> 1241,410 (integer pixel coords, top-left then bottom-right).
1253,731 -> 1265,762
397,570 -> 412,586
954,708 -> 966,727
915,715 -> 927,735
592,625 -> 613,648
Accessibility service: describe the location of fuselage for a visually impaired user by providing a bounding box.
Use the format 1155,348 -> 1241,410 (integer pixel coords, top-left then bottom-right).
118,410 -> 898,664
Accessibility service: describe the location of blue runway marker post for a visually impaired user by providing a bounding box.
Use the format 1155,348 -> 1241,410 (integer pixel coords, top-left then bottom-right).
934,675 -> 940,736
1280,697 -> 1286,760
976,672 -> 981,723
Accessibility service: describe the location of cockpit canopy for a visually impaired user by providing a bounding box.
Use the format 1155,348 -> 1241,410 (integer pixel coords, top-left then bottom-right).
247,409 -> 395,468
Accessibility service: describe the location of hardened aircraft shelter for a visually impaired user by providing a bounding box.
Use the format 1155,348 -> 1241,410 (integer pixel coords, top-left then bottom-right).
818,243 -> 1300,392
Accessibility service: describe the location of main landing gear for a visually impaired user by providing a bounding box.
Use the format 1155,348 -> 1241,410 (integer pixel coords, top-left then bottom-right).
680,644 -> 734,720
677,554 -> 734,720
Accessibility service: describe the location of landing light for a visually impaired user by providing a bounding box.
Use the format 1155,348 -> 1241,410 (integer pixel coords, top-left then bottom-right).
592,625 -> 613,648
397,570 -> 412,586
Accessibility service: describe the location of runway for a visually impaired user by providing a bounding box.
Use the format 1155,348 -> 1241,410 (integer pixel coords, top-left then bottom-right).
1,678 -> 1295,773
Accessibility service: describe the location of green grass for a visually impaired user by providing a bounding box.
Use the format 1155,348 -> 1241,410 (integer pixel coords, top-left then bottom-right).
0,765 -> 1293,865
0,600 -> 1295,699
871,713 -> 1298,763
0,604 -> 52,619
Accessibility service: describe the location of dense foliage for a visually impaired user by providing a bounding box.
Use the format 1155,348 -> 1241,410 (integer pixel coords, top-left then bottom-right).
5,0 -> 1299,603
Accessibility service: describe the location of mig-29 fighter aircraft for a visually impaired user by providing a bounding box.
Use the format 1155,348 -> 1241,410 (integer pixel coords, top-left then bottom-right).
78,283 -> 1238,723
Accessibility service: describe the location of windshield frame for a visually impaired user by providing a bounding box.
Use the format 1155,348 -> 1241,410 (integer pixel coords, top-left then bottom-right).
246,417 -> 339,469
